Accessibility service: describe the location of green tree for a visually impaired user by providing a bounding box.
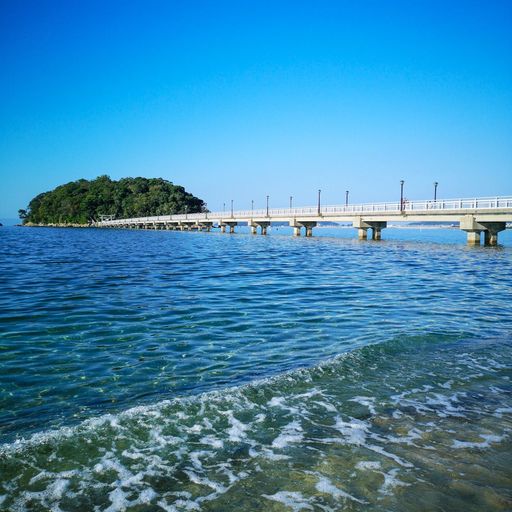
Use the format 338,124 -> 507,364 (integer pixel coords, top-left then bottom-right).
21,176 -> 207,225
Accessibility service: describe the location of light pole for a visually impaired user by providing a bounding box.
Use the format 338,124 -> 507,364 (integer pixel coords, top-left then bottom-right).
400,180 -> 405,212
251,200 -> 254,216
185,205 -> 188,219
231,200 -> 233,218
289,196 -> 293,212
266,195 -> 269,217
317,189 -> 321,215
223,202 -> 225,215
434,181 -> 438,202
345,190 -> 349,207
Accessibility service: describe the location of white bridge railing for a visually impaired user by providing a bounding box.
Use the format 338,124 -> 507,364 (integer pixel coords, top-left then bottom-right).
98,196 -> 512,225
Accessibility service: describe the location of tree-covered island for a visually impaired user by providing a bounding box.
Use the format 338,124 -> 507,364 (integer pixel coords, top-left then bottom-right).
19,176 -> 207,225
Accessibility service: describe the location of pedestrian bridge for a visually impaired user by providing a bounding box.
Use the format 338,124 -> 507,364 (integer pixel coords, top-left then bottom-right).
96,196 -> 512,246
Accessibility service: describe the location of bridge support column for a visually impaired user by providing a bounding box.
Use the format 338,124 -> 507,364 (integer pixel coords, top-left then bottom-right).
357,228 -> 368,240
221,222 -> 237,234
481,222 -> 506,246
459,216 -> 506,246
289,220 -> 316,237
353,218 -> 387,241
249,221 -> 270,235
466,231 -> 481,245
370,222 -> 387,240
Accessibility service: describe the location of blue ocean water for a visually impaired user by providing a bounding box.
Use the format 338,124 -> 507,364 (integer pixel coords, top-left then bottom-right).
0,226 -> 511,511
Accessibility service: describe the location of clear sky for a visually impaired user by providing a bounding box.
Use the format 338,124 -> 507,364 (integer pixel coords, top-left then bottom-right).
1,0 -> 511,219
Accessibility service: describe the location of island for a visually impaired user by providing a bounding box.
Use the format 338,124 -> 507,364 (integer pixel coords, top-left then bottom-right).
18,175 -> 206,226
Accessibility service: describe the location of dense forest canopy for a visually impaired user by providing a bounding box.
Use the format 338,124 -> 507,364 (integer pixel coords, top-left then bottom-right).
19,176 -> 207,224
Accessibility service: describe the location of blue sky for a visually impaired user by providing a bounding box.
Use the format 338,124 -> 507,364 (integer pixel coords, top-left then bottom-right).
1,0 -> 511,219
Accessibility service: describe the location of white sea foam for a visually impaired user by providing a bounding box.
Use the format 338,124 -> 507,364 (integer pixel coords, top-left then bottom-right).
355,460 -> 381,471
312,400 -> 337,412
452,434 -> 505,449
272,420 -> 304,449
262,491 -> 314,511
365,443 -> 414,468
183,470 -> 227,493
199,435 -> 224,449
333,416 -> 368,445
379,469 -> 410,496
314,475 -> 366,503
349,396 -> 377,415
223,410 -> 249,442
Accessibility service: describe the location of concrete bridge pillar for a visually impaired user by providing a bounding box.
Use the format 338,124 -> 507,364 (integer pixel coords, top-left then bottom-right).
289,221 -> 316,237
357,228 -> 368,240
460,216 -> 505,246
370,222 -> 387,240
353,218 -> 387,241
481,222 -> 506,246
248,221 -> 270,235
466,231 -> 481,245
221,222 -> 237,234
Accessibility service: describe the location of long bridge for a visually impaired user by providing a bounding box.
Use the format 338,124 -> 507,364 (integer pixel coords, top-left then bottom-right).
96,196 -> 512,246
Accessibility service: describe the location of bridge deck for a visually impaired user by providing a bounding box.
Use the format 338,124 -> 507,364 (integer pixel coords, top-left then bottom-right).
95,196 -> 512,246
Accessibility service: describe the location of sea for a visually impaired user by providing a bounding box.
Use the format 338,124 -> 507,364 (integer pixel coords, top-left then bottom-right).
0,225 -> 511,511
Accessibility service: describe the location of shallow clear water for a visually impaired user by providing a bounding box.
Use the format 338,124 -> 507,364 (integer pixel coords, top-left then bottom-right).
0,226 -> 511,511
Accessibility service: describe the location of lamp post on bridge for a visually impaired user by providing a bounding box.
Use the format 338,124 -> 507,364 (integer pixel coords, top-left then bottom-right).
185,205 -> 188,220
289,196 -> 293,213
434,181 -> 438,202
251,200 -> 254,216
317,189 -> 321,215
400,180 -> 405,212
345,190 -> 349,207
223,202 -> 225,215
231,200 -> 234,218
266,195 -> 269,217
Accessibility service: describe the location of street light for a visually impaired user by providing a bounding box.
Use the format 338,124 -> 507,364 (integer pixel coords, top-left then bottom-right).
289,196 -> 293,212
434,181 -> 438,202
223,202 -> 225,214
317,189 -> 321,215
266,195 -> 269,216
251,200 -> 254,215
345,190 -> 349,207
400,180 -> 405,212
231,200 -> 234,218
185,205 -> 188,219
